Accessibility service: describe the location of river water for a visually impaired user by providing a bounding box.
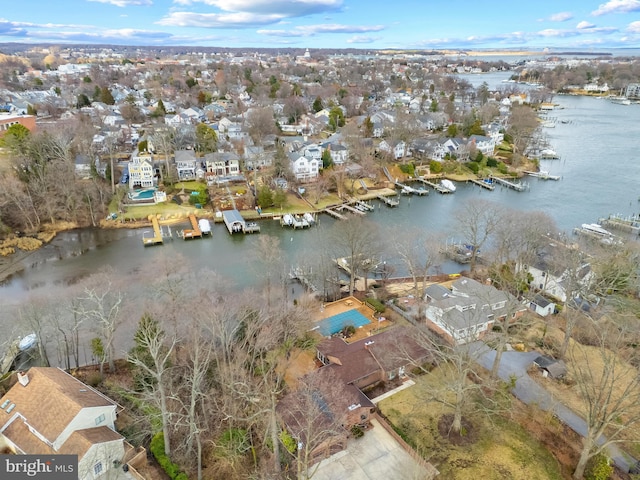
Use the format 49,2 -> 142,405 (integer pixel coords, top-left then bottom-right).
2,73 -> 640,316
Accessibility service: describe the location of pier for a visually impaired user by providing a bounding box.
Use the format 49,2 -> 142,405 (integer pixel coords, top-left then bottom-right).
355,200 -> 374,211
337,204 -> 366,216
142,216 -> 166,246
180,214 -> 203,239
489,175 -> 529,192
598,214 -> 640,235
222,209 -> 260,234
323,208 -> 348,220
289,267 -> 318,294
467,178 -> 495,191
523,171 -> 561,181
415,177 -> 453,194
376,194 -> 400,207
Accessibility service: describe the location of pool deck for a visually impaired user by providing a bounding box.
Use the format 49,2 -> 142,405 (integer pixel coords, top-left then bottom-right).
312,296 -> 390,343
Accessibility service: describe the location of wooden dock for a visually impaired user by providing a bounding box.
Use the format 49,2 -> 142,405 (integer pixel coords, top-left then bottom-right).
181,214 -> 203,239
338,204 -> 366,216
376,195 -> 400,207
243,222 -> 261,234
489,175 -> 528,191
523,171 -> 561,181
599,214 -> 640,235
324,208 -> 348,220
142,216 -> 165,246
468,178 -> 495,190
355,200 -> 374,211
415,177 -> 452,194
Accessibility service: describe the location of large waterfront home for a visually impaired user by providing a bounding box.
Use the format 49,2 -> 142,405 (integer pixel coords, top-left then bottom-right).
424,278 -> 526,345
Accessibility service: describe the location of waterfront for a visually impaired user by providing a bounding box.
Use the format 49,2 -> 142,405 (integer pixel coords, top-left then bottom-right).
2,89 -> 640,319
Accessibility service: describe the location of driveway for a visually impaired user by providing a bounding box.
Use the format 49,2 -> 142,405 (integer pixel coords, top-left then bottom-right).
311,418 -> 436,480
470,342 -> 636,473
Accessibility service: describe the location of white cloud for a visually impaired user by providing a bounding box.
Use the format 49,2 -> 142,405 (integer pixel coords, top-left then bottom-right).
592,0 -> 640,16
576,21 -> 596,29
549,12 -> 573,22
258,23 -> 383,37
87,0 -> 153,7
627,20 -> 640,32
171,0 -> 342,16
158,11 -> 284,27
347,35 -> 380,44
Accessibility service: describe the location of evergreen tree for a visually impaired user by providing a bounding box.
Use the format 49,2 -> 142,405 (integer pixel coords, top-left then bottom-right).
100,86 -> 115,105
312,96 -> 323,113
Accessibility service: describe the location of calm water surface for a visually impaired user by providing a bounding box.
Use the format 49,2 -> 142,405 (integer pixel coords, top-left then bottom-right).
2,83 -> 640,316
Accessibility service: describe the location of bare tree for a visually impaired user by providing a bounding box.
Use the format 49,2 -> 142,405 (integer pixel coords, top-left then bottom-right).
329,216 -> 382,296
454,198 -> 503,272
127,313 -> 177,457
76,269 -> 125,374
568,318 -> 640,479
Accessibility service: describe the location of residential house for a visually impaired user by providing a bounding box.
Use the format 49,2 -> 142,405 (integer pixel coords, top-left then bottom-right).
324,142 -> 348,165
244,145 -> 273,170
424,278 -> 526,345
278,326 -> 431,466
289,152 -> 319,182
0,368 -> 130,480
75,154 -> 94,179
467,134 -> 496,157
128,153 -> 155,189
174,149 -> 199,181
519,242 -> 593,303
204,152 -> 240,178
378,139 -> 408,160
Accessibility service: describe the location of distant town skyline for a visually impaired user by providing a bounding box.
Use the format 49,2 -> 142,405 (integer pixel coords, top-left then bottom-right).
1,0 -> 640,51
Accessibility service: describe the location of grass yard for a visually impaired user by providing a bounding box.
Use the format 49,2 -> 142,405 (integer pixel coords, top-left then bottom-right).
378,370 -> 566,480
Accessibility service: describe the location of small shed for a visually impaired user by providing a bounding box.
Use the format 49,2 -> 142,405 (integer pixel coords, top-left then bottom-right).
533,355 -> 567,379
529,294 -> 556,317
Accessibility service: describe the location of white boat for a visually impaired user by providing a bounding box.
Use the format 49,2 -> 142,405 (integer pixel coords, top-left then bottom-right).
609,96 -> 631,105
581,223 -> 613,237
540,149 -> 559,159
198,218 -> 212,235
281,214 -> 294,226
18,333 -> 37,352
303,212 -> 315,224
441,179 -> 456,192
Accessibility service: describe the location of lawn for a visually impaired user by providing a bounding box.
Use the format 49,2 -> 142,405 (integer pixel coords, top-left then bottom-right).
378,369 -> 565,480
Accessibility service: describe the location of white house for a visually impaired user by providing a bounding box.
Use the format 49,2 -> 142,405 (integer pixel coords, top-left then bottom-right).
378,139 -> 408,160
0,368 -> 129,480
288,153 -> 319,182
468,134 -> 496,157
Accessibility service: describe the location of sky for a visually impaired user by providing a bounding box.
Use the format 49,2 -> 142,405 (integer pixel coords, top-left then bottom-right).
1,0 -> 640,50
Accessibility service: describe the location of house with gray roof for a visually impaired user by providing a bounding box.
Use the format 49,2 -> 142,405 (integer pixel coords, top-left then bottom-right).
424,278 -> 526,345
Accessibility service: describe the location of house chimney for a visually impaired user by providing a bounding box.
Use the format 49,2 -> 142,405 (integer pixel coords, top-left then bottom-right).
17,371 -> 29,387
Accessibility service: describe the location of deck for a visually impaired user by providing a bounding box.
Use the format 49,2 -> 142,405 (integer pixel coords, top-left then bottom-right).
181,214 -> 203,239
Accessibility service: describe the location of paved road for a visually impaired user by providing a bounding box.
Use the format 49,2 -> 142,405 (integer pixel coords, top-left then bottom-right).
470,342 -> 636,473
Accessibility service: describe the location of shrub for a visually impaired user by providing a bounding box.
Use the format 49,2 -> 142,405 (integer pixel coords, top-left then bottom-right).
429,160 -> 443,174
279,430 -> 297,454
365,297 -> 385,313
150,432 -> 189,480
586,453 -> 613,480
350,424 -> 364,438
467,162 -> 480,174
486,157 -> 498,168
399,163 -> 415,177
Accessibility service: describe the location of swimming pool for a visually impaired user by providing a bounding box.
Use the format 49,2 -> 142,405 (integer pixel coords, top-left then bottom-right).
316,310 -> 371,336
129,188 -> 156,200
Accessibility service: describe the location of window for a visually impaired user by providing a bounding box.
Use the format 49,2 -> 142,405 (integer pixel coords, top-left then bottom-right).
95,413 -> 106,425
94,462 -> 103,475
